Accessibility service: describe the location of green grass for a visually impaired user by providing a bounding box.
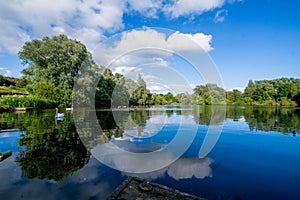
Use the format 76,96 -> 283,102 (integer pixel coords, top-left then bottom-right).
0,86 -> 28,96
0,96 -> 58,110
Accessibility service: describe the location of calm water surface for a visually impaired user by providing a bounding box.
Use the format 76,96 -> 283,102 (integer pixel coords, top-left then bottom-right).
0,106 -> 300,200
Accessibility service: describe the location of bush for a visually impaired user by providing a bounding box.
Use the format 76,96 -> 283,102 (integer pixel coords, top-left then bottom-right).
280,97 -> 297,107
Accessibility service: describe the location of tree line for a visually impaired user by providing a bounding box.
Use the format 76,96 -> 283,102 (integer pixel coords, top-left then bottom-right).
1,34 -> 299,109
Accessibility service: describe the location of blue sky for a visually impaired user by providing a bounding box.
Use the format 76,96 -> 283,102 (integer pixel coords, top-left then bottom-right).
0,0 -> 299,92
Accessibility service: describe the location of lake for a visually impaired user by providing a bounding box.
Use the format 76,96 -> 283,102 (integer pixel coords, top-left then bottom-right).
0,105 -> 300,200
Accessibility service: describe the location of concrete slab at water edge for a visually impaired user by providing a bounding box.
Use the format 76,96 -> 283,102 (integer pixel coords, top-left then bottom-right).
108,177 -> 206,200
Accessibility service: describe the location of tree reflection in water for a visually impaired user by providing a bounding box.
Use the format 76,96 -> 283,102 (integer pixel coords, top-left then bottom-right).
0,105 -> 299,181
14,112 -> 90,181
243,106 -> 300,135
191,105 -> 300,135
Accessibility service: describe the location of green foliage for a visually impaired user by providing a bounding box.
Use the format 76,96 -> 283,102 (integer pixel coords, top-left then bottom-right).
226,89 -> 244,105
151,93 -> 168,105
175,93 -> 190,104
0,96 -> 57,110
18,34 -> 93,107
137,74 -> 146,88
0,86 -> 28,96
16,77 -> 30,88
243,78 -> 300,106
130,86 -> 151,106
31,80 -> 72,107
125,74 -> 152,106
0,75 -> 18,86
162,92 -> 178,104
14,113 -> 90,181
244,106 -> 300,135
192,83 -> 226,105
95,67 -> 117,107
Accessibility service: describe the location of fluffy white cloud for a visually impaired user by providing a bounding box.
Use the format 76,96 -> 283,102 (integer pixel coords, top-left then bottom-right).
169,31 -> 213,52
0,0 -> 125,54
0,67 -> 13,77
74,28 -> 104,51
94,29 -> 213,66
164,0 -> 225,18
0,0 -> 236,55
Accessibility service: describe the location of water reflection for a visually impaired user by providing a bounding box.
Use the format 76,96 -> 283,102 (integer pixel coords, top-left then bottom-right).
91,109 -> 199,173
243,107 -> 300,135
0,105 -> 299,182
126,157 -> 213,181
0,111 -> 90,181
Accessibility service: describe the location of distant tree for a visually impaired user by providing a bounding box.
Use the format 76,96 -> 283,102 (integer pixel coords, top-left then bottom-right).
125,79 -> 139,95
16,77 -> 30,88
193,83 -> 226,105
244,80 -> 255,99
151,94 -> 167,105
137,74 -> 146,88
163,92 -> 178,104
232,89 -> 244,104
176,93 -> 192,104
130,86 -> 151,106
0,75 -> 17,87
243,78 -> 300,106
129,75 -> 151,106
194,85 -> 207,95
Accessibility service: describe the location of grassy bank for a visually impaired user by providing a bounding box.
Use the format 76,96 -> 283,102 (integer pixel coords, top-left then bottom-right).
0,96 -> 58,111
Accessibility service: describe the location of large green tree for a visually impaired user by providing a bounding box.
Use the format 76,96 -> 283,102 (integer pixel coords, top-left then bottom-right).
18,34 -> 93,107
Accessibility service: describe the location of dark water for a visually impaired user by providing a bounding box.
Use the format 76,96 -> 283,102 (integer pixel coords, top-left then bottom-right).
0,106 -> 300,200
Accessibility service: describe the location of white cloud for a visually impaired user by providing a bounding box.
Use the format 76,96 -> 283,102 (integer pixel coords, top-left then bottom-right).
0,0 -> 232,55
164,0 -> 225,18
0,0 -> 235,56
0,67 -> 13,77
113,66 -> 139,75
147,84 -> 171,94
0,0 -> 125,54
94,29 -> 213,66
168,31 -> 213,52
141,73 -> 160,83
74,28 -> 104,51
228,87 -> 245,92
127,0 -> 163,18
93,29 -> 172,67
0,18 -> 31,54
214,9 -> 228,23
153,57 -> 169,67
